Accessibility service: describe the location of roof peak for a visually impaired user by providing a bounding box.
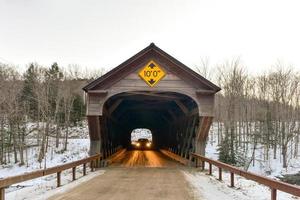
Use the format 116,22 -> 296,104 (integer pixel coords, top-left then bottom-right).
149,42 -> 155,47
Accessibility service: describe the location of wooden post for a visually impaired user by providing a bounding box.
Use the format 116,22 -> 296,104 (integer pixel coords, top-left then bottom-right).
218,167 -> 222,181
57,171 -> 61,187
201,160 -> 205,171
271,188 -> 277,200
99,155 -> 102,168
72,167 -> 76,181
98,156 -> 102,168
189,155 -> 192,167
209,163 -> 212,175
230,172 -> 234,187
91,160 -> 94,172
195,158 -> 198,168
0,188 -> 5,200
83,163 -> 86,176
96,158 -> 100,168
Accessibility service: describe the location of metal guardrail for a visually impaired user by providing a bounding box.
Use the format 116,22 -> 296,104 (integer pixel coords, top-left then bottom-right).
0,154 -> 102,200
190,153 -> 300,200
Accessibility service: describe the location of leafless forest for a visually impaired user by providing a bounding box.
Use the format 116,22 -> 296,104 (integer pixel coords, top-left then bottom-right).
1,60 -> 299,171
0,62 -> 103,167
198,59 -> 300,170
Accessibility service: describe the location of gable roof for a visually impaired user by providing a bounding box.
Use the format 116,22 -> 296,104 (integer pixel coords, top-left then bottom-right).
83,43 -> 221,92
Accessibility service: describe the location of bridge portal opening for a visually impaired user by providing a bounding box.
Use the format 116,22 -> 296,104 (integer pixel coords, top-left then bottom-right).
100,91 -> 200,158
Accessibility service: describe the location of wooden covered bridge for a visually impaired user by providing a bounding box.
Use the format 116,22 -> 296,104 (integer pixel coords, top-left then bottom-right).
83,43 -> 221,159
0,44 -> 299,200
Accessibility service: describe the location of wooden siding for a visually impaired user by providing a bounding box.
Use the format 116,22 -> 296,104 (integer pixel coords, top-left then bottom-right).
83,43 -> 221,92
86,61 -> 215,116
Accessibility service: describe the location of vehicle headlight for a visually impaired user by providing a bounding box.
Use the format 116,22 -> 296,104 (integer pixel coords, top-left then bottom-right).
146,143 -> 151,147
136,143 -> 140,147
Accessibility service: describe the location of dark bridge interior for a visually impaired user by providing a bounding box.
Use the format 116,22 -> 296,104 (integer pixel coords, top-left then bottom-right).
101,91 -> 199,158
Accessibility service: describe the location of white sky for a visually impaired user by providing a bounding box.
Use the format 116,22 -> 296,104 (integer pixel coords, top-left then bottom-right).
0,0 -> 300,74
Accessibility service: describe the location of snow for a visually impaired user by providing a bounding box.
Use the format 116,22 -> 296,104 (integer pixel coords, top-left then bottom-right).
184,170 -> 299,200
1,121 -> 90,176
0,122 -> 94,199
182,122 -> 300,200
0,138 -> 92,199
1,121 -> 300,199
0,139 -> 90,178
206,123 -> 300,178
6,169 -> 105,200
24,121 -> 89,139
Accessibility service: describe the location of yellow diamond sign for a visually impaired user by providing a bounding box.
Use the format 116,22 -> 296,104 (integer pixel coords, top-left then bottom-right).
138,60 -> 166,87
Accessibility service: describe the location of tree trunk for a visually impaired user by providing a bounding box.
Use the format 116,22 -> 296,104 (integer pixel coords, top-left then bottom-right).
294,133 -> 299,158
0,118 -> 4,164
55,125 -> 60,148
18,123 -> 25,165
38,122 -> 48,167
11,124 -> 18,163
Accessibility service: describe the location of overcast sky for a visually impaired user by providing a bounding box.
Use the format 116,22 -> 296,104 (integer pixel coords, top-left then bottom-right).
0,0 -> 299,74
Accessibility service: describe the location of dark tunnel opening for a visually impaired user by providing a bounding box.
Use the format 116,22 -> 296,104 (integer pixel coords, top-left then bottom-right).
100,91 -> 199,158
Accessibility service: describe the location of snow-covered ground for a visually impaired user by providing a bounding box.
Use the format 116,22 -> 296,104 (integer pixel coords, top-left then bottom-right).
186,123 -> 300,200
1,138 -> 93,200
1,124 -> 155,199
0,139 -> 90,178
184,169 -> 299,200
1,121 -> 89,174
0,121 -> 93,200
1,122 -> 300,199
206,123 -> 300,178
6,168 -> 105,200
24,121 -> 89,139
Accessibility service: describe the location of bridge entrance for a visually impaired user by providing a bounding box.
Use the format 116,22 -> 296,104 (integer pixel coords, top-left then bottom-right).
83,43 -> 220,160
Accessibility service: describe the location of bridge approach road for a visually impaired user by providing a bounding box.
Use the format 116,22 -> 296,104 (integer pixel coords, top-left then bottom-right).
49,150 -> 195,200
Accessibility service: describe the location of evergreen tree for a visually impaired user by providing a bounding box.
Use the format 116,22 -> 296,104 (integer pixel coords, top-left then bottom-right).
45,62 -> 63,118
70,94 -> 85,125
218,133 -> 236,165
21,63 -> 38,120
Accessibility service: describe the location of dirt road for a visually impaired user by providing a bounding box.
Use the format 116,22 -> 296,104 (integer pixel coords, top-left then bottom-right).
49,150 -> 194,200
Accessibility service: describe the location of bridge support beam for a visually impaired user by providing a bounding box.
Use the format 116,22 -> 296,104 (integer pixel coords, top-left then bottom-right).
87,116 -> 102,157
195,140 -> 206,156
90,140 -> 101,156
195,116 -> 213,156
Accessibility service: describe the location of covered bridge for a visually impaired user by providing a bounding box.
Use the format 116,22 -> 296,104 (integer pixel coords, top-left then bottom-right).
83,43 -> 220,159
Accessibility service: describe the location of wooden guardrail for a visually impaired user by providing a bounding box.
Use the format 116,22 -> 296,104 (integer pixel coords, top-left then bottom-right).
0,154 -> 102,200
190,153 -> 300,200
102,148 -> 126,166
160,149 -> 189,165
